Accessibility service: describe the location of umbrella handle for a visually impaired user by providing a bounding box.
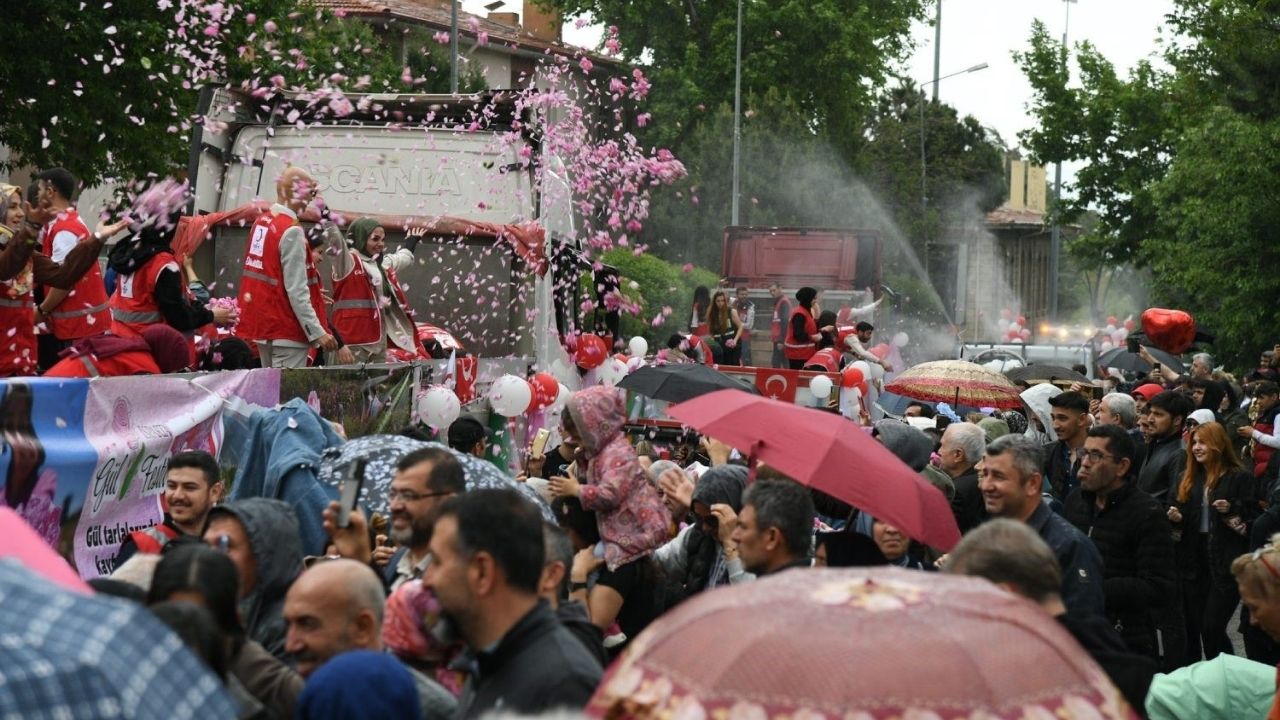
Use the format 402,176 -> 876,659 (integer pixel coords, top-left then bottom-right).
745,440 -> 763,484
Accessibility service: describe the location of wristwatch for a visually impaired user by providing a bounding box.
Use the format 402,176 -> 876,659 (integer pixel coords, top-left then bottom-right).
570,581 -> 589,592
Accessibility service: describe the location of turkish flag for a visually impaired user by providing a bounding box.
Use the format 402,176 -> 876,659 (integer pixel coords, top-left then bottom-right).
753,368 -> 801,403
455,356 -> 479,404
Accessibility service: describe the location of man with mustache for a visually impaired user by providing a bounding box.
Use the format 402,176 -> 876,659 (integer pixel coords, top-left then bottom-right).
383,447 -> 466,592
282,558 -> 456,719
112,450 -> 223,570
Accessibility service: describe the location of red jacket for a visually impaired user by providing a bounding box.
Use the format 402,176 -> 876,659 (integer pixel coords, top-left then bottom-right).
110,251 -> 182,337
783,306 -> 818,362
237,210 -> 326,343
45,350 -> 161,377
0,259 -> 36,377
41,209 -> 110,339
770,296 -> 792,343
331,253 -> 383,346
803,347 -> 841,373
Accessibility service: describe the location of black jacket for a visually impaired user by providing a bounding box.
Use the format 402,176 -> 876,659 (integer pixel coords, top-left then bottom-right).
1027,502 -> 1107,620
1042,439 -> 1082,501
1170,468 -> 1258,584
1057,614 -> 1157,715
554,600 -> 608,668
456,600 -> 602,719
1137,433 -> 1184,504
1063,480 -> 1177,656
949,465 -> 986,533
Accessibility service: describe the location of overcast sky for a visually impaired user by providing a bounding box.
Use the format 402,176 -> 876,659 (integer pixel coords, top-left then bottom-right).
490,0 -> 1177,177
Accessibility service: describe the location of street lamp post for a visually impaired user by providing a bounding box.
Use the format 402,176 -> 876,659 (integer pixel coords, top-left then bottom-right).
919,63 -> 989,217
931,0 -> 942,101
1048,0 -> 1077,320
450,0 -> 459,94
730,0 -> 744,226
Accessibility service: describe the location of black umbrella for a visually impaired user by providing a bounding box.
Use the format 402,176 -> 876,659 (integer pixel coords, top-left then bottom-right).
1097,346 -> 1186,375
618,363 -> 761,403
1005,364 -> 1090,387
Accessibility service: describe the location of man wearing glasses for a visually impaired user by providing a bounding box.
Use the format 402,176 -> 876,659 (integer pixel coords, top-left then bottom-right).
1063,424 -> 1178,664
382,447 -> 467,591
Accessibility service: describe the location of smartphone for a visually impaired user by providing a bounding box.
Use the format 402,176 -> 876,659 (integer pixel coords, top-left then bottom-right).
530,428 -> 551,460
337,458 -> 366,529
1091,385 -> 1104,401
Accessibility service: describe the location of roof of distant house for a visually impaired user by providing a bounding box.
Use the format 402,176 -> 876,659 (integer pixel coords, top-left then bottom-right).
312,0 -> 622,67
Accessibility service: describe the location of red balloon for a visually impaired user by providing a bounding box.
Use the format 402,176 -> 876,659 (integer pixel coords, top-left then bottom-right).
868,343 -> 891,360
527,372 -> 559,412
613,353 -> 630,363
841,365 -> 865,389
1016,315 -> 1026,326
859,382 -> 869,397
1141,308 -> 1196,355
574,334 -> 608,369
1124,319 -> 1136,332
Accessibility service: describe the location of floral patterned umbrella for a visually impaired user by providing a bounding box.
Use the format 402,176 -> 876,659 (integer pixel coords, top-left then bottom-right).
885,359 -> 1024,410
588,567 -> 1137,720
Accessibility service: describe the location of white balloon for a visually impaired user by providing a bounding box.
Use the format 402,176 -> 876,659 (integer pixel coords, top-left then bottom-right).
549,358 -> 577,386
892,332 -> 909,348
869,361 -> 885,380
1101,340 -> 1115,352
1103,324 -> 1117,335
489,374 -> 533,417
1010,322 -> 1022,333
1112,329 -> 1128,344
417,385 -> 461,429
548,382 -> 570,412
810,374 -> 833,398
628,336 -> 649,358
599,358 -> 629,387
851,360 -> 872,379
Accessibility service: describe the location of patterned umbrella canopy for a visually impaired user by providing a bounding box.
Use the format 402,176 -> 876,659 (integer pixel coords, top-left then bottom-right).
317,435 -> 555,523
588,566 -> 1137,720
885,359 -> 1024,410
0,560 -> 239,719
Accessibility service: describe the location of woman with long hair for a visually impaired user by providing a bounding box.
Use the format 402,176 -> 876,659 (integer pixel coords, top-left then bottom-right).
1168,421 -> 1258,659
706,290 -> 744,365
689,285 -> 711,336
148,545 -> 302,719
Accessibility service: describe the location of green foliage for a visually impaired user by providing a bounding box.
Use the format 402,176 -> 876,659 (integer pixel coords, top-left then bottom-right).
537,0 -> 928,157
597,249 -> 718,342
0,0 -> 484,185
1016,1 -> 1280,367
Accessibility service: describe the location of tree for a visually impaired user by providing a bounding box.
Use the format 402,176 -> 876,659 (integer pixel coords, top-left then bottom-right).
536,0 -> 929,157
0,0 -> 482,185
1016,2 -> 1280,365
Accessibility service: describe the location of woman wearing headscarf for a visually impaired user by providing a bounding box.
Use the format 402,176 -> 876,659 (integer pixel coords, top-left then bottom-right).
106,199 -> 237,339
329,218 -> 427,363
783,286 -> 835,369
653,465 -> 754,602
2,185 -> 128,376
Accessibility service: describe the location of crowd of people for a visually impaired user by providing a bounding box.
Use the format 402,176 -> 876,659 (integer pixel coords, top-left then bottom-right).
5,337 -> 1280,718
1,166 -> 448,379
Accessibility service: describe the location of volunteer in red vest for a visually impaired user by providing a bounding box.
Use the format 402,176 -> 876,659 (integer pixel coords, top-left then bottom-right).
842,321 -> 893,372
237,167 -> 337,368
784,286 -> 833,370
3,187 -> 130,377
112,450 -> 224,570
107,211 -> 238,339
1239,382 -> 1280,478
32,168 -> 111,369
329,217 -> 428,363
44,324 -> 193,378
768,283 -> 793,369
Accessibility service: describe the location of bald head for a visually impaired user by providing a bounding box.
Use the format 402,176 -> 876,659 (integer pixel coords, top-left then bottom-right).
275,167 -> 317,212
284,559 -> 386,677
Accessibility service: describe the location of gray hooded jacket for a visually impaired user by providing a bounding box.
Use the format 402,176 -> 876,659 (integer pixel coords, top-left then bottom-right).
208,498 -> 304,660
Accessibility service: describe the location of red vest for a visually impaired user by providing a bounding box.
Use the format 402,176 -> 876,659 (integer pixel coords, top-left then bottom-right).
803,347 -> 841,373
1254,415 -> 1277,478
44,350 -> 161,377
770,297 -> 792,343
110,251 -> 181,337
836,325 -> 858,352
128,524 -> 181,555
331,254 -> 383,346
688,334 -> 710,364
237,211 -> 326,343
0,240 -> 36,376
41,209 -> 110,339
784,306 -> 818,362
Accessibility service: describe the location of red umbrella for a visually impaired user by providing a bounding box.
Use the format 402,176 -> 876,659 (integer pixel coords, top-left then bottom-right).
667,389 -> 960,550
588,567 -> 1136,719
